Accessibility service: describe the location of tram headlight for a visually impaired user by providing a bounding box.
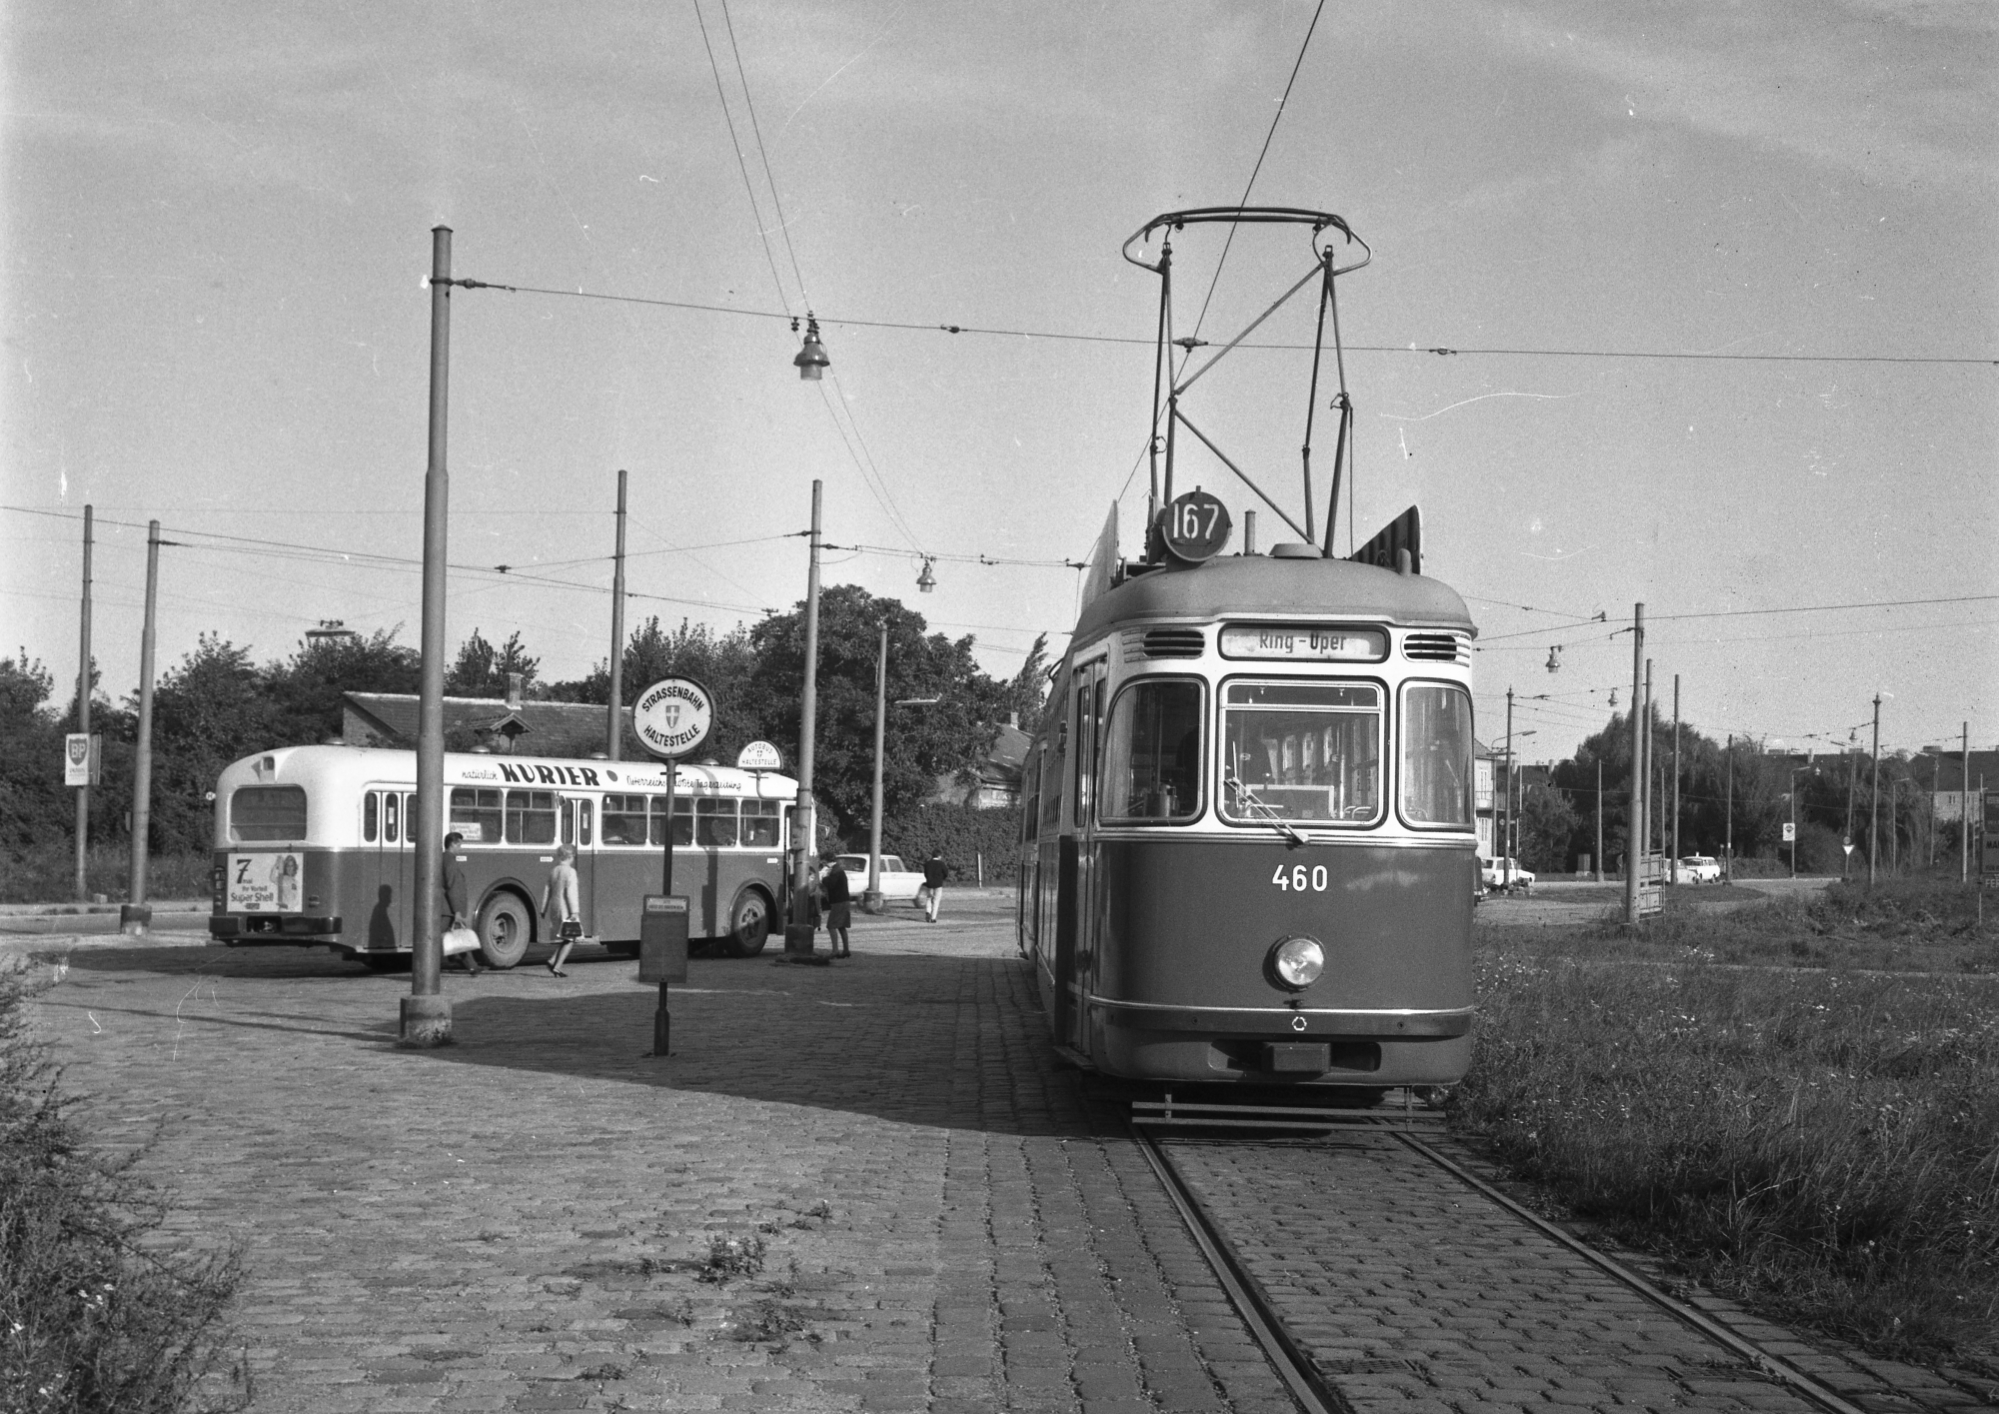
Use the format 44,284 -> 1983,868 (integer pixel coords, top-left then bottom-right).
1267,935 -> 1325,991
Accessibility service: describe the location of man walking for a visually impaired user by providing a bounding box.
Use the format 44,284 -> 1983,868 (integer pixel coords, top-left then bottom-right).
921,851 -> 948,923
442,831 -> 480,975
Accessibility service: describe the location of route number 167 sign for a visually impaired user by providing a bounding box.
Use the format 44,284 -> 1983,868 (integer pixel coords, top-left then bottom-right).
633,677 -> 715,762
1158,489 -> 1232,564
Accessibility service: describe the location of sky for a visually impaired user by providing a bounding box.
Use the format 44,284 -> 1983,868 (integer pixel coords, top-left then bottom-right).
4,0 -> 1994,766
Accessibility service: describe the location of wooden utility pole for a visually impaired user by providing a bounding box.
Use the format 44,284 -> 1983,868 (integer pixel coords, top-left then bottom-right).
1724,734 -> 1734,883
1594,757 -> 1603,882
75,504 -> 93,901
1868,693 -> 1881,887
1503,687 -> 1514,887
1671,674 -> 1681,876
123,520 -> 162,935
786,480 -> 824,953
864,620 -> 888,913
607,469 -> 628,760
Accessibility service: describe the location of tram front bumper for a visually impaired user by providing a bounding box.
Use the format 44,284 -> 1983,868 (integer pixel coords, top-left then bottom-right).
1089,998 -> 1474,1084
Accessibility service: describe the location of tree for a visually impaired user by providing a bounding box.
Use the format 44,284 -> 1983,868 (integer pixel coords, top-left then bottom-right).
547,617 -> 760,720
148,635 -> 275,854
1001,633 -> 1051,729
445,629 -> 539,698
1516,783 -> 1581,873
738,586 -> 1010,843
264,628 -> 420,745
0,653 -> 66,850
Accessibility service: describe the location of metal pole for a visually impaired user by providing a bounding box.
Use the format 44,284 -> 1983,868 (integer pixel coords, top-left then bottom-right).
1724,734 -> 1733,884
786,480 -> 823,952
1868,693 -> 1880,887
1595,758 -> 1603,883
1643,659 -> 1654,867
75,504 -> 93,902
1844,745 -> 1858,880
1623,604 -> 1644,924
864,620 -> 887,913
1671,675 -> 1681,877
1964,722 -> 1971,884
402,225 -> 454,1048
1503,687 -> 1513,888
122,521 -> 161,934
608,469 -> 627,760
655,759 -> 677,1056
1791,770 -> 1799,879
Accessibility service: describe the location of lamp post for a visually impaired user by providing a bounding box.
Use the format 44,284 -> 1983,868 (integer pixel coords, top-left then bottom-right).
866,691 -> 940,912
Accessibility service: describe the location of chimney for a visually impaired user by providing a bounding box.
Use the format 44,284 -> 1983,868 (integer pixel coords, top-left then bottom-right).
506,672 -> 524,710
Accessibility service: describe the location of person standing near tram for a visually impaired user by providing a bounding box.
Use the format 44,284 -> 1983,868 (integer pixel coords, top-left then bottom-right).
542,844 -> 582,976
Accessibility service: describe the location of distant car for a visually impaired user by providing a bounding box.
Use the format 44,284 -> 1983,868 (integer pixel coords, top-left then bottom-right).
1675,855 -> 1722,884
834,853 -> 925,902
1479,856 -> 1535,892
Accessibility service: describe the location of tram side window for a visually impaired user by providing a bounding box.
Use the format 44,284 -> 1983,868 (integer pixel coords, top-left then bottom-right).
1101,680 -> 1204,823
230,786 -> 308,843
742,800 -> 781,848
506,790 -> 558,845
450,788 -> 503,845
697,798 -> 739,848
1221,681 -> 1381,825
1400,683 -> 1474,827
603,794 -> 649,846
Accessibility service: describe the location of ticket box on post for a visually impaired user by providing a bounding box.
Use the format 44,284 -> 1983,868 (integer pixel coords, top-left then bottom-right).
639,895 -> 689,984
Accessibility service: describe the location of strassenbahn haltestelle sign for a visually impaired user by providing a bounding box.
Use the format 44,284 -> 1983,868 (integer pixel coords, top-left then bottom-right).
633,677 -> 715,762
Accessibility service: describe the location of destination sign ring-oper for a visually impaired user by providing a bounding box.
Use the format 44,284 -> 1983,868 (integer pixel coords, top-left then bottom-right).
633,676 -> 716,761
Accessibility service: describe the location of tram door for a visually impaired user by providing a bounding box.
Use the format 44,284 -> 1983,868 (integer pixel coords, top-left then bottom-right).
561,797 -> 596,935
1054,659 -> 1107,1053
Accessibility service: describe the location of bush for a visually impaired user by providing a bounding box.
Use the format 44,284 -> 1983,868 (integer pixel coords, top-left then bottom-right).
878,802 -> 1023,887
0,847 -> 211,906
0,961 -> 247,1411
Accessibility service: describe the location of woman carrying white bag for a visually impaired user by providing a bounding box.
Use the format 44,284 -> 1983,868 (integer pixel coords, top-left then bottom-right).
440,832 -> 482,975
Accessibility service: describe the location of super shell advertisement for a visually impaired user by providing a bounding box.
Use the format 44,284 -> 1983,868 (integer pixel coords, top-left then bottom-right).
227,852 -> 304,913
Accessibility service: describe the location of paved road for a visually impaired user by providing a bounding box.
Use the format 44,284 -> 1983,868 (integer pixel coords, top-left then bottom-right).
14,894 -> 1968,1413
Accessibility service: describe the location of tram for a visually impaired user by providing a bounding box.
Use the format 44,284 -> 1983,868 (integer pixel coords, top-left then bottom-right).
1017,208 -> 1478,1090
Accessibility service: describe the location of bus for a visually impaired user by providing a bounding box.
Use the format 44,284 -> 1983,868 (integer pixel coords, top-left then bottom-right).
207,744 -> 794,968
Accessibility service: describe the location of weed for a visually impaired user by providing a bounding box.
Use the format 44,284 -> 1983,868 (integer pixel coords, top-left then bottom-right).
1459,904 -> 1999,1367
576,1362 -> 627,1382
0,962 -> 249,1412
728,1297 -> 814,1346
695,1233 -> 766,1284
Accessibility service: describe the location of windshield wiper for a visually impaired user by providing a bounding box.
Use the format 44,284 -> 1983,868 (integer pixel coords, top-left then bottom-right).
1225,775 -> 1307,848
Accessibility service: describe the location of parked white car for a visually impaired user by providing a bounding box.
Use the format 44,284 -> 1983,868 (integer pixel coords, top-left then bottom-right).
1480,856 -> 1535,892
1675,855 -> 1722,884
834,853 -> 925,902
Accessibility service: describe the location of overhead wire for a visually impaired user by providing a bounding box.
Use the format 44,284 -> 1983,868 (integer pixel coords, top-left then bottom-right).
1188,0 -> 1328,344
693,0 -> 791,317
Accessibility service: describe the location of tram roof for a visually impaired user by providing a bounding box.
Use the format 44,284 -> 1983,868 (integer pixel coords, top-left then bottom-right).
1072,554 -> 1474,643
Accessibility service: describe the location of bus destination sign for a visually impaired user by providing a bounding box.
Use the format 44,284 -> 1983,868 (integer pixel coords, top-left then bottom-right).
1218,624 -> 1387,662
633,676 -> 716,761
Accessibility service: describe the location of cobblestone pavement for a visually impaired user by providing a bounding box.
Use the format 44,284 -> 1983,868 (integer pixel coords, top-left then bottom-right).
1163,1138 -> 1991,1413
16,901 -> 1986,1413
21,910 -> 1294,1413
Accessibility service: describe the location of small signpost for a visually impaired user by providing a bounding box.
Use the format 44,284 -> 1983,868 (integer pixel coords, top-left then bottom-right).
631,676 -> 715,1058
63,733 -> 101,788
1636,853 -> 1665,918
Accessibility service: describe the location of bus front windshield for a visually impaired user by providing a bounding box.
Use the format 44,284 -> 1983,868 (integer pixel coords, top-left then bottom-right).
1222,681 -> 1381,825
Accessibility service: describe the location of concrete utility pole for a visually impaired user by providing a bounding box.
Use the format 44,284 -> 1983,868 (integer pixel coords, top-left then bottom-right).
864,620 -> 888,912
1671,674 -> 1681,876
786,480 -> 824,953
1644,659 -> 1655,862
123,520 -> 162,935
75,504 -> 93,902
1963,722 -> 1971,884
1594,758 -> 1603,883
1868,693 -> 1881,887
607,469 -> 627,760
1723,734 -> 1733,884
1844,743 -> 1858,881
1623,603 -> 1644,925
402,225 -> 454,1049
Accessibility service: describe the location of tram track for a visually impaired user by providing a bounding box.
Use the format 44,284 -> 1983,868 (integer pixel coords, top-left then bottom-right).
1132,1111 -> 1894,1414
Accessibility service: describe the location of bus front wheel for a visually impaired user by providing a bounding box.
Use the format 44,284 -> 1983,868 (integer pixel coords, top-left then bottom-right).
477,893 -> 533,969
728,888 -> 773,958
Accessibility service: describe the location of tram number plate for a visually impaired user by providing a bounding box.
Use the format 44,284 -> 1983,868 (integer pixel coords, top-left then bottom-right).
1272,863 -> 1330,893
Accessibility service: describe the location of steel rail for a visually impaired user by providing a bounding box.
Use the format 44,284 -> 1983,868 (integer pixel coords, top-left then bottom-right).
1133,1128 -> 1352,1414
1381,1126 -> 1871,1414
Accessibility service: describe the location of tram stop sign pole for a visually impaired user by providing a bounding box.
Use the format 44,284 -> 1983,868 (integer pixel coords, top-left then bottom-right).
631,676 -> 715,1057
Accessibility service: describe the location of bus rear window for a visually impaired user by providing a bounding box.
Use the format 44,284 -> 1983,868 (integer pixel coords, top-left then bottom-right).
231,786 -> 307,842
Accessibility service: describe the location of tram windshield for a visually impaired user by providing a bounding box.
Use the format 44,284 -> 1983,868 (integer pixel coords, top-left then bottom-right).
1101,680 -> 1204,822
1222,681 -> 1381,825
1400,683 -> 1474,827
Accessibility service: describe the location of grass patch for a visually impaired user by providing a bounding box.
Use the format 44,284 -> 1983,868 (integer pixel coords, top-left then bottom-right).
0,846 -> 211,906
1,960 -> 248,1411
1456,877 -> 1999,1370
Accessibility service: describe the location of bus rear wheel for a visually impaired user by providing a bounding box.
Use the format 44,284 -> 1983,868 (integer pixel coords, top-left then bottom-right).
728,888 -> 772,958
477,893 -> 533,969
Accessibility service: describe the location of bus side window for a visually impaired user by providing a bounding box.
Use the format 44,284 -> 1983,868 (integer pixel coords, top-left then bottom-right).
673,797 -> 694,848
742,800 -> 781,848
697,798 -> 738,848
385,791 -> 401,844
507,790 -> 558,845
604,794 -> 647,845
364,793 -> 378,844
575,799 -> 592,847
450,787 -> 502,845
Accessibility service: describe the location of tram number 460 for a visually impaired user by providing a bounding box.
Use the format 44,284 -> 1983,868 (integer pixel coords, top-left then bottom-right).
1272,864 -> 1330,892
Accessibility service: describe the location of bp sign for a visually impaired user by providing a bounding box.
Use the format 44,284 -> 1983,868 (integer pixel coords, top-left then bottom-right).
633,677 -> 715,761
